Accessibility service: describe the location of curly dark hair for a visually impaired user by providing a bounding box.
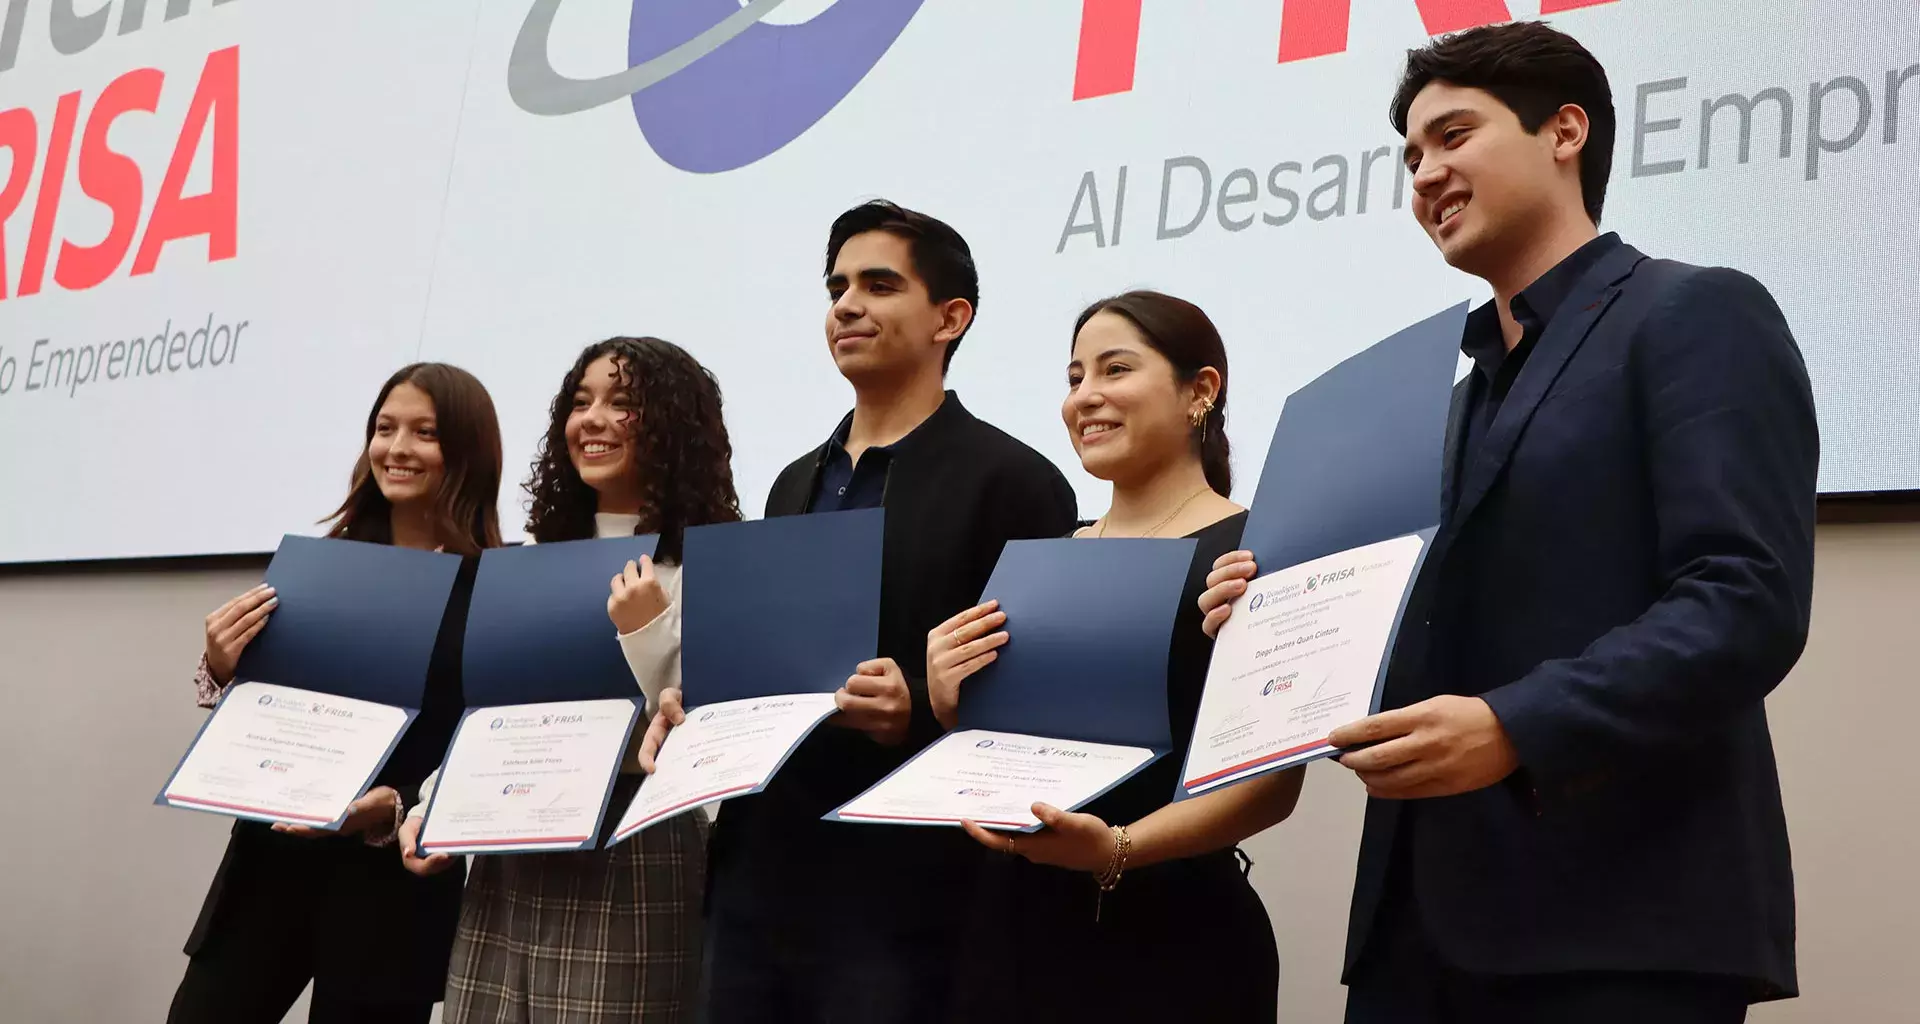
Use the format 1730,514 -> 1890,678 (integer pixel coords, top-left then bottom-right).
523,337 -> 741,560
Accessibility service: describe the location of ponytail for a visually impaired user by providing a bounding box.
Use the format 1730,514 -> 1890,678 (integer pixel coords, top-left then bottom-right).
1198,406 -> 1232,497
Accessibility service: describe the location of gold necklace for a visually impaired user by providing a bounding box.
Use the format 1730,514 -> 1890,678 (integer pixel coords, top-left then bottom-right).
1096,486 -> 1211,539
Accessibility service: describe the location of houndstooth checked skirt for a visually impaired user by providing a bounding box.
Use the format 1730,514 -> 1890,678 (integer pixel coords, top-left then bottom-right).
442,808 -> 707,1024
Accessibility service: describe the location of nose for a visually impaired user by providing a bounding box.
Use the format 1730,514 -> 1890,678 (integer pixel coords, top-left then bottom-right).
388,431 -> 415,460
1412,157 -> 1448,199
832,290 -> 864,322
1069,377 -> 1105,414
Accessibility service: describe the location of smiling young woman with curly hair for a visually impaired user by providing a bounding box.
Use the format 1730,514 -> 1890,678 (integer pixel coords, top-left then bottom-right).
399,336 -> 741,1024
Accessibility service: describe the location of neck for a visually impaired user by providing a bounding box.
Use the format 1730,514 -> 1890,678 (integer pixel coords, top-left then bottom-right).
1102,458 -> 1214,535
388,502 -> 439,551
595,493 -> 643,518
846,365 -> 946,454
1488,210 -> 1598,351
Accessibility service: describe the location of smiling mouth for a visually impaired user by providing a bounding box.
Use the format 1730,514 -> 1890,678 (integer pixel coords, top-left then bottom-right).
383,466 -> 423,481
1435,196 -> 1470,228
1080,422 -> 1119,441
581,441 -> 621,459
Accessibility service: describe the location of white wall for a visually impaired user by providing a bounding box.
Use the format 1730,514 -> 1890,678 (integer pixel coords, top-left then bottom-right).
0,523 -> 1913,1023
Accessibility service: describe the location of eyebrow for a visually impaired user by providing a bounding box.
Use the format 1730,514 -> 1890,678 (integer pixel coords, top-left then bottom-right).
827,267 -> 909,290
1069,347 -> 1143,369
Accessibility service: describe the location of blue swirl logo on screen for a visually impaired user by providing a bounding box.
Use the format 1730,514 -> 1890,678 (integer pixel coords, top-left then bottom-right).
508,0 -> 929,173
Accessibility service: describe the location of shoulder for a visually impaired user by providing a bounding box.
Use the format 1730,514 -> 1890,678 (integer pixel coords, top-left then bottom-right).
766,448 -> 823,512
1192,509 -> 1249,561
1628,259 -> 1782,322
958,415 -> 1070,485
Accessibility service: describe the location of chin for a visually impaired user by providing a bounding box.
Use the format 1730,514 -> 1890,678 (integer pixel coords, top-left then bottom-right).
376,482 -> 428,504
1075,448 -> 1125,483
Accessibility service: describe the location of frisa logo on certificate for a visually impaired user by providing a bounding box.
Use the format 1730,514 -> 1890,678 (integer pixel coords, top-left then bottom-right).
159,682 -> 415,828
1181,534 -> 1428,796
418,698 -> 641,856
610,693 -> 841,844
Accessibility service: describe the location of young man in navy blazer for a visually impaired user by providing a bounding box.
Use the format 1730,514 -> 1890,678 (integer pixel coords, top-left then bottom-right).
1204,20 -> 1817,1024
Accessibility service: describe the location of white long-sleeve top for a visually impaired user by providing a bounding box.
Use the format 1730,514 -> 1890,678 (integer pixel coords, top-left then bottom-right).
407,513 -> 680,820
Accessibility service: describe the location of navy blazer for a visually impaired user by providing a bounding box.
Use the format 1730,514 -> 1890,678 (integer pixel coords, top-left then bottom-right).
1346,237 -> 1817,999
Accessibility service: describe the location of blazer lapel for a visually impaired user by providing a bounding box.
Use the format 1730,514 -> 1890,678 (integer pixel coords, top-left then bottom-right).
1443,244 -> 1648,543
1439,376 -> 1473,522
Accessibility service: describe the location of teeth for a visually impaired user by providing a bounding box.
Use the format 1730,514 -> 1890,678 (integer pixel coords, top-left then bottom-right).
385,467 -> 419,479
1438,198 -> 1468,224
1081,423 -> 1117,437
583,442 -> 617,455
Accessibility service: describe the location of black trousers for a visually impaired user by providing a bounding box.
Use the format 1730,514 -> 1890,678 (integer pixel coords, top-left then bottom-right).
166,920 -> 433,1024
701,881 -> 950,1024
1346,864 -> 1749,1024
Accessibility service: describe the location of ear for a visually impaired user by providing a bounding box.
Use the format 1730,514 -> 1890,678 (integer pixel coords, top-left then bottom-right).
932,297 -> 975,348
1549,102 -> 1590,168
1189,366 -> 1223,411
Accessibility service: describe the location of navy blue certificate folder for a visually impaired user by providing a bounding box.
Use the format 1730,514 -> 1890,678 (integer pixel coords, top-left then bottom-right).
158,535 -> 461,828
462,535 -> 661,706
680,509 -> 884,705
958,537 -> 1198,752
1240,302 -> 1467,571
235,534 -> 464,707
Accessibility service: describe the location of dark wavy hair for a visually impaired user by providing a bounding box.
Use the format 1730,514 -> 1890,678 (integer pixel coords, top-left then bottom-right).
1072,291 -> 1233,497
1389,21 -> 1615,223
523,337 -> 741,560
324,362 -> 504,555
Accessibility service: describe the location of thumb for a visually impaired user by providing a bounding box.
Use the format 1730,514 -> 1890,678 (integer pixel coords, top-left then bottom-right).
1031,802 -> 1066,829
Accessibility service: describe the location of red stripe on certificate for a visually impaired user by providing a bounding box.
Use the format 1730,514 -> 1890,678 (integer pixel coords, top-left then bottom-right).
422,834 -> 590,850
1183,737 -> 1332,789
614,783 -> 758,841
835,812 -> 1030,827
166,794 -> 335,825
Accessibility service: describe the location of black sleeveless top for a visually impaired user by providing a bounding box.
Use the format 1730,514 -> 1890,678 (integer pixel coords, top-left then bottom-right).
950,510 -> 1279,1023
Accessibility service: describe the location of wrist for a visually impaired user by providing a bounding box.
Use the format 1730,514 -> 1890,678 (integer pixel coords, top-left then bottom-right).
1094,825 -> 1131,888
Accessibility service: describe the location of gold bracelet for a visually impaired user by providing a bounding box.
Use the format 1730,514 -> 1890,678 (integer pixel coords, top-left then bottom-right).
1091,825 -> 1132,923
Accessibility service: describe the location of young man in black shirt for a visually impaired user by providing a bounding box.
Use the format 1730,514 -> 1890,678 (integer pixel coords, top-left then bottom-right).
644,200 -> 1078,1022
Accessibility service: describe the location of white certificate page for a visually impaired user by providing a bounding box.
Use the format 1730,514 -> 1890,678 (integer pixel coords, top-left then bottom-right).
419,699 -> 637,855
832,729 -> 1159,831
161,682 -> 412,827
611,693 -> 839,844
1182,534 -> 1426,796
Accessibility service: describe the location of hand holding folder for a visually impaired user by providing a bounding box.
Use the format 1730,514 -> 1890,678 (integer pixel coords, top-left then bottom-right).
157,536 -> 463,829
830,536 -> 1196,832
1177,303 -> 1467,800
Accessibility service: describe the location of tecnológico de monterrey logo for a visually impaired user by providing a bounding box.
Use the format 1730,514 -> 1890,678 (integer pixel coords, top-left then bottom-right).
509,0 -> 928,173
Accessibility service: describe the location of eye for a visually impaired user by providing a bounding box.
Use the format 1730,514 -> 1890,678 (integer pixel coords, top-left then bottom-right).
1442,126 -> 1469,147
417,427 -> 438,441
375,422 -> 394,435
1066,371 -> 1084,388
827,286 -> 846,301
1104,363 -> 1131,377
